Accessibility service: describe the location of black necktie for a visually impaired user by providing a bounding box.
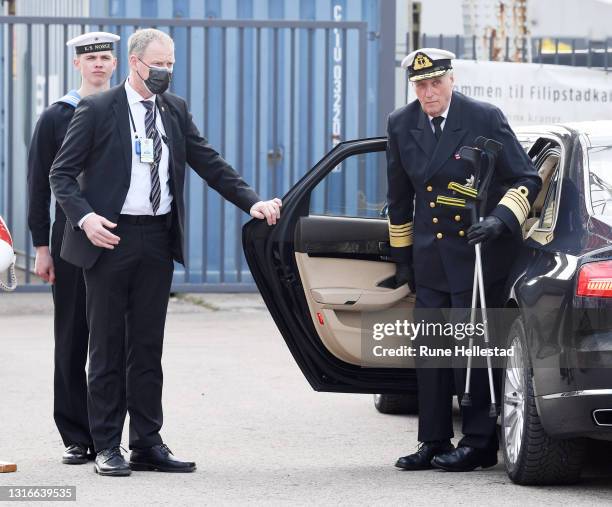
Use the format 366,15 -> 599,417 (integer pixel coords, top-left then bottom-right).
432,116 -> 444,141
141,100 -> 162,214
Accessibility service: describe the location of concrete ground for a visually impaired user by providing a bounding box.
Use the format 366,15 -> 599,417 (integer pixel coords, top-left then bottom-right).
1,292 -> 612,506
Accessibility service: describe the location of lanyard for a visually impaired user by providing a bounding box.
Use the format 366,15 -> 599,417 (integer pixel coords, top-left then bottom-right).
127,97 -> 157,139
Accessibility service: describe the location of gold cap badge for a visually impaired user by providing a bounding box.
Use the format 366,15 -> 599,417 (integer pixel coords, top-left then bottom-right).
413,53 -> 433,71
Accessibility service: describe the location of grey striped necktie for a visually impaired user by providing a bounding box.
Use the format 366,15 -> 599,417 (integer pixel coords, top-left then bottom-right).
141,100 -> 162,214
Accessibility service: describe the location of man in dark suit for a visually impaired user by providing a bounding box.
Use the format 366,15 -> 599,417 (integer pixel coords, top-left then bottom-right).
28,31 -> 119,465
50,28 -> 281,477
387,48 -> 541,472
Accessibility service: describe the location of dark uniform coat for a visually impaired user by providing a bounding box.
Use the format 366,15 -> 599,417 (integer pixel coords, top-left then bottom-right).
386,91 -> 542,449
28,97 -> 77,247
27,90 -> 93,449
386,91 -> 542,293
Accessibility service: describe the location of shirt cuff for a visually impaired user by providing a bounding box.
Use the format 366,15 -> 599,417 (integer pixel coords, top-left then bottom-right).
78,212 -> 95,229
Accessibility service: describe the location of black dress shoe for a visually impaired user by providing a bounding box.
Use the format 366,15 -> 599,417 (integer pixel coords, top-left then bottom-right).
62,444 -> 90,465
431,445 -> 497,472
130,444 -> 196,473
94,447 -> 131,476
395,440 -> 455,470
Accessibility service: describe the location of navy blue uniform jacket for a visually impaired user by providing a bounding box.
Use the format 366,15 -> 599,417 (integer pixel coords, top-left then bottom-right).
27,102 -> 75,247
386,91 -> 542,293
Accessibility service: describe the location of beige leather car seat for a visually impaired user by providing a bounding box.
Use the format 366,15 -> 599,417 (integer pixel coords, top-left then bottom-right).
523,154 -> 559,238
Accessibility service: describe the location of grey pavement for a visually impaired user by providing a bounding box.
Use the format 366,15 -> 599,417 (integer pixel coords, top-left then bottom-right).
1,292 -> 611,506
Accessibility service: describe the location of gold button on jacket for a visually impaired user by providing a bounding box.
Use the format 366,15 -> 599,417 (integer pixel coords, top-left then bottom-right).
459,230 -> 465,237
454,215 -> 461,222
426,185 -> 433,192
436,232 -> 443,239
432,217 -> 439,224
429,202 -> 435,208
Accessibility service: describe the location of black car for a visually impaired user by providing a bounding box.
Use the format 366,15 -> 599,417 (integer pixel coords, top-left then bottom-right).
243,121 -> 612,485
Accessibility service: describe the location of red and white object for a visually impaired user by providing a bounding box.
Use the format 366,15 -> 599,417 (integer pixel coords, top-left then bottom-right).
0,215 -> 17,291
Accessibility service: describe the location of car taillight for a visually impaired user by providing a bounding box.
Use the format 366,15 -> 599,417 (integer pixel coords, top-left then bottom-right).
576,260 -> 612,298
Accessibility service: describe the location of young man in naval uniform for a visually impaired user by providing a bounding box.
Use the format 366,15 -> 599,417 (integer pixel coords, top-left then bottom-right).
27,31 -> 119,465
387,48 -> 541,472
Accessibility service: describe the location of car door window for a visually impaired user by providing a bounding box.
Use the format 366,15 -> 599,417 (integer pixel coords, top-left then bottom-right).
587,144 -> 612,216
309,151 -> 387,218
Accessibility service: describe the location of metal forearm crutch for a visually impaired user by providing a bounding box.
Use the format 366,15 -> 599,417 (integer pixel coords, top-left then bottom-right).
437,136 -> 503,418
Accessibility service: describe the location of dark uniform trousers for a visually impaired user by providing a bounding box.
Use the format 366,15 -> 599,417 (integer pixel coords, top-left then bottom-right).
414,280 -> 505,451
50,215 -> 92,448
84,215 -> 173,452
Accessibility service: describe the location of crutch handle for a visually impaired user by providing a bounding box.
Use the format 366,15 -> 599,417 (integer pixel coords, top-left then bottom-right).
475,136 -> 503,155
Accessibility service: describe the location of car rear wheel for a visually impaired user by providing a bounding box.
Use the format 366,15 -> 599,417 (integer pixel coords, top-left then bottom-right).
373,394 -> 418,415
502,316 -> 586,485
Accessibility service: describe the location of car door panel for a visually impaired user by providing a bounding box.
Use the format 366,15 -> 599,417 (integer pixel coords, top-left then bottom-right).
242,138 -> 417,394
295,214 -> 414,365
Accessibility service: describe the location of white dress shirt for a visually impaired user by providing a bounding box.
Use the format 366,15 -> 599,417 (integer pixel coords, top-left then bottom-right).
121,78 -> 172,216
428,97 -> 452,134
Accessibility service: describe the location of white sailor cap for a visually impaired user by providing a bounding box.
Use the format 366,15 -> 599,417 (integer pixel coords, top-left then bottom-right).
401,48 -> 456,82
66,31 -> 120,55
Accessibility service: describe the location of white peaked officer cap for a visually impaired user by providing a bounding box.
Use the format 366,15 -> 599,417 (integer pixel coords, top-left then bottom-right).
401,48 -> 456,82
66,31 -> 120,55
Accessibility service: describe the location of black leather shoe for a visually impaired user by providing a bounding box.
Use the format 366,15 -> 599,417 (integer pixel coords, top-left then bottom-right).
395,440 -> 454,470
431,446 -> 498,472
130,444 -> 196,473
62,444 -> 90,465
94,447 -> 131,476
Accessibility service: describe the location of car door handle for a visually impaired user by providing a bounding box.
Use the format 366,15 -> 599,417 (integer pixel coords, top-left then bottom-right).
310,285 -> 410,312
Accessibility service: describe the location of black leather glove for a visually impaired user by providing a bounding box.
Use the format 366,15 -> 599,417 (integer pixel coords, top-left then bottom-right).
395,263 -> 415,292
466,216 -> 507,245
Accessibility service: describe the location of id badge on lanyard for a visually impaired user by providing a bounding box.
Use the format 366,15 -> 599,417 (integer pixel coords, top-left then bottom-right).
129,100 -> 157,164
139,138 -> 155,163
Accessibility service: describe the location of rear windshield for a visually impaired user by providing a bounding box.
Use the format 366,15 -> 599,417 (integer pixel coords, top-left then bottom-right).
588,145 -> 612,216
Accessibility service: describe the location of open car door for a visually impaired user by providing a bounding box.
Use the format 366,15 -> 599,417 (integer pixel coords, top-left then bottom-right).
243,138 -> 417,394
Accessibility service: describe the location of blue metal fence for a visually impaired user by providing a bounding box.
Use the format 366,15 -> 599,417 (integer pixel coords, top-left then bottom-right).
0,14 -> 377,292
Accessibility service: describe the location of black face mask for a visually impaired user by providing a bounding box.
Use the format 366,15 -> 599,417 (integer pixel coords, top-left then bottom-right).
137,58 -> 172,95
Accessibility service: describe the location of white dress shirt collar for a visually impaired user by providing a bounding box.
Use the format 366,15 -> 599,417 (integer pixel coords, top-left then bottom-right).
125,77 -> 156,106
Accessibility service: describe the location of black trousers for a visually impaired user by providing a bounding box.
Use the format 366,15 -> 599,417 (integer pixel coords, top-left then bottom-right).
83,216 -> 174,452
414,282 -> 504,450
50,218 -> 92,448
